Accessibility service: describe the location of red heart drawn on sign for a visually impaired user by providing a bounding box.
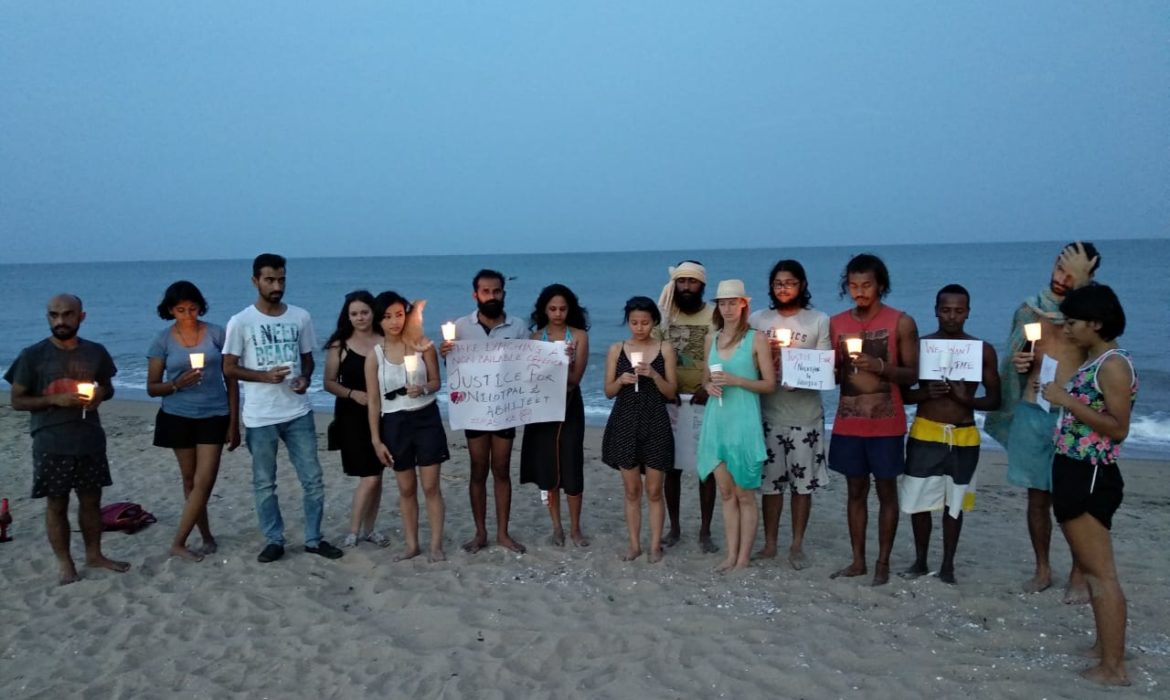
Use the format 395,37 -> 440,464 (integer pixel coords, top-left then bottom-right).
449,391 -> 465,404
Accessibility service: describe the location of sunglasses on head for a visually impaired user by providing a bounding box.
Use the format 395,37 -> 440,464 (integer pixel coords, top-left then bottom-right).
383,386 -> 408,401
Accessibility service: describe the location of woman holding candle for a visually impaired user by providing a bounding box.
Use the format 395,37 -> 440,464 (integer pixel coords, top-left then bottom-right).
146,280 -> 240,562
323,290 -> 390,548
698,280 -> 774,572
602,296 -> 677,562
366,291 -> 449,562
1040,285 -> 1137,686
520,284 -> 591,547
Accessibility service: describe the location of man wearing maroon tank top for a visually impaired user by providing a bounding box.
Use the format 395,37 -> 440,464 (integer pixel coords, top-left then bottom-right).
827,254 -> 919,586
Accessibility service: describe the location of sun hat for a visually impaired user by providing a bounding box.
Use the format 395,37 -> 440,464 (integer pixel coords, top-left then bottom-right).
712,279 -> 750,301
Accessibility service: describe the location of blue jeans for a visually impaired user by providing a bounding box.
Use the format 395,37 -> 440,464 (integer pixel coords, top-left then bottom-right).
245,412 -> 325,547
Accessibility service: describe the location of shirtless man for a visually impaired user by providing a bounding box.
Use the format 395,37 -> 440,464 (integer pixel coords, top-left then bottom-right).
899,284 -> 1001,584
985,242 -> 1099,597
5,294 -> 131,585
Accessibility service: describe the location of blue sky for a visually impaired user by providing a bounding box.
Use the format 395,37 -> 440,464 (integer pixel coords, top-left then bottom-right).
2,1 -> 1166,263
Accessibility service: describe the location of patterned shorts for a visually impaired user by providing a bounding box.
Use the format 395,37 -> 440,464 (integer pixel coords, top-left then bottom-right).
32,452 -> 113,498
761,421 -> 827,496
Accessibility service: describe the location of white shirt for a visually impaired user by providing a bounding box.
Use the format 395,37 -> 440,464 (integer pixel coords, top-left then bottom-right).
749,307 -> 831,426
373,344 -> 436,414
224,304 -> 316,428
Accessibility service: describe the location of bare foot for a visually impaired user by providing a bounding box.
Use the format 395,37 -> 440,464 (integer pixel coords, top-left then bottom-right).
699,535 -> 719,554
621,546 -> 642,561
938,569 -> 957,585
871,561 -> 890,586
1080,664 -> 1130,686
85,555 -> 130,573
754,544 -> 778,560
58,561 -> 81,586
734,560 -> 751,570
570,530 -> 590,547
831,563 -> 867,579
428,547 -> 446,563
461,535 -> 488,554
198,538 -> 218,555
648,547 -> 664,563
662,530 -> 681,548
551,528 -> 565,547
1063,581 -> 1091,605
788,547 -> 807,570
715,557 -> 737,573
899,562 -> 929,579
497,534 -> 526,554
169,544 -> 204,562
394,546 -> 422,562
1022,573 -> 1052,593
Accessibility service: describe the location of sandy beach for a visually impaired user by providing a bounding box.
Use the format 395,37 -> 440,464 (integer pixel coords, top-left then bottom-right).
0,393 -> 1166,699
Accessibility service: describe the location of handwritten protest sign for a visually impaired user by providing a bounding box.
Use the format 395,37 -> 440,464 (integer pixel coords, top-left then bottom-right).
445,340 -> 568,431
670,395 -> 703,469
1035,354 -> 1058,412
919,339 -> 983,382
780,349 -> 836,391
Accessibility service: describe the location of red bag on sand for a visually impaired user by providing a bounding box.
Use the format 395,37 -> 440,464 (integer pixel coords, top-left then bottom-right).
100,502 -> 156,533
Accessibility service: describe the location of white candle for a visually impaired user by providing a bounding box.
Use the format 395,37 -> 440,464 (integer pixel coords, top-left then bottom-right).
189,353 -> 205,369
77,382 -> 95,419
774,328 -> 793,347
938,349 -> 953,379
1024,322 -> 1042,353
630,351 -> 644,392
441,322 -> 457,342
709,363 -> 723,406
845,337 -> 864,357
403,353 -> 419,383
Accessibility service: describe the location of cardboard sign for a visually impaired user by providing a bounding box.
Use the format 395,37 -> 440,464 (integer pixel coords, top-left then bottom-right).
445,340 -> 569,431
919,339 -> 983,382
780,348 -> 836,391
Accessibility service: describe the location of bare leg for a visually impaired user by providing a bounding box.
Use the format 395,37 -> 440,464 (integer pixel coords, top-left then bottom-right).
393,469 -> 422,561
620,468 -> 643,561
662,469 -> 681,547
1061,514 -> 1130,686
713,465 -> 739,572
698,474 -> 718,553
78,490 -> 130,574
1024,488 -> 1053,592
734,486 -> 758,569
831,476 -> 869,579
349,475 -> 382,538
939,512 -> 963,584
789,492 -> 811,569
489,435 -> 524,553
902,511 -> 931,578
547,488 -> 565,546
756,493 -> 781,558
646,469 -> 666,562
361,473 -> 384,536
171,444 -> 224,562
46,494 -> 79,585
419,464 -> 445,562
462,435 -> 490,553
872,478 -> 899,585
1064,560 -> 1090,605
567,493 -> 588,546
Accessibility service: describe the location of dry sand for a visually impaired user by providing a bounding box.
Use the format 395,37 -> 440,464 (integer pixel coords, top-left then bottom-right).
0,393 -> 1166,699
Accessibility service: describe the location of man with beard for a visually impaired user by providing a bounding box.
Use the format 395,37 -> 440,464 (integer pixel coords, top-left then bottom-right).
655,261 -> 718,552
748,259 -> 831,570
5,294 -> 131,585
444,269 -> 528,553
828,253 -> 918,586
985,242 -> 1099,598
224,253 -> 343,563
899,284 -> 1001,584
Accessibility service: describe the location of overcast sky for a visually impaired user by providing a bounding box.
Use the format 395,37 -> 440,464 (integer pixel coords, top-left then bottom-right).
2,2 -> 1166,263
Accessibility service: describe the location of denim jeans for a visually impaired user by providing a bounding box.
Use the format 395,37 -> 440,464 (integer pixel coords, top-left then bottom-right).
245,412 -> 325,547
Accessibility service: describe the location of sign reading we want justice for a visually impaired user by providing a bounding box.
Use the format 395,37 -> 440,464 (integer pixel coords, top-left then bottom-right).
444,340 -> 569,431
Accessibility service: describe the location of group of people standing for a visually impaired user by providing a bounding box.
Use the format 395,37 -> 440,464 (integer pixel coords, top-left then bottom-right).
4,242 -> 1138,686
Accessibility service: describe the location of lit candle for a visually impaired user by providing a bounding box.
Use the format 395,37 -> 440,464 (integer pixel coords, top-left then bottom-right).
774,328 -> 793,347
441,322 -> 457,342
189,353 -> 205,369
1024,322 -> 1042,353
845,337 -> 864,357
77,382 -> 95,419
938,348 -> 953,379
630,351 -> 644,392
709,363 -> 723,406
403,353 -> 420,383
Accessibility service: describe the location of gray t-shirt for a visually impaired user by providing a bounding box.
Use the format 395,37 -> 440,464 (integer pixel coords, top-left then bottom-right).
3,338 -> 117,455
749,307 -> 831,427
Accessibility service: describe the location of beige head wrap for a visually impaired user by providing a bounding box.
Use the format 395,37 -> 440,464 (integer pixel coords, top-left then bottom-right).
657,262 -> 707,329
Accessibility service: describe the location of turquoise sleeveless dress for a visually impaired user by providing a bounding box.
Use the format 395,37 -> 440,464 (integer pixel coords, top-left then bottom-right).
697,329 -> 766,488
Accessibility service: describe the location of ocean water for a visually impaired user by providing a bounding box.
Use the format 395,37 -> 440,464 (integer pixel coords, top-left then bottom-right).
1,239 -> 1165,458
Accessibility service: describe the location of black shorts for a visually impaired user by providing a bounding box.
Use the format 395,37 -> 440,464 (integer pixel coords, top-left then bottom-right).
1052,454 -> 1124,530
32,451 -> 112,498
380,403 -> 450,471
465,427 -> 517,441
153,409 -> 230,449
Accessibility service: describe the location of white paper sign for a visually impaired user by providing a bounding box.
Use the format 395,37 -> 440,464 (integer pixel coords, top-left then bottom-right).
1035,354 -> 1059,412
445,339 -> 569,431
919,339 -> 983,382
669,395 -> 703,469
780,348 -> 836,391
